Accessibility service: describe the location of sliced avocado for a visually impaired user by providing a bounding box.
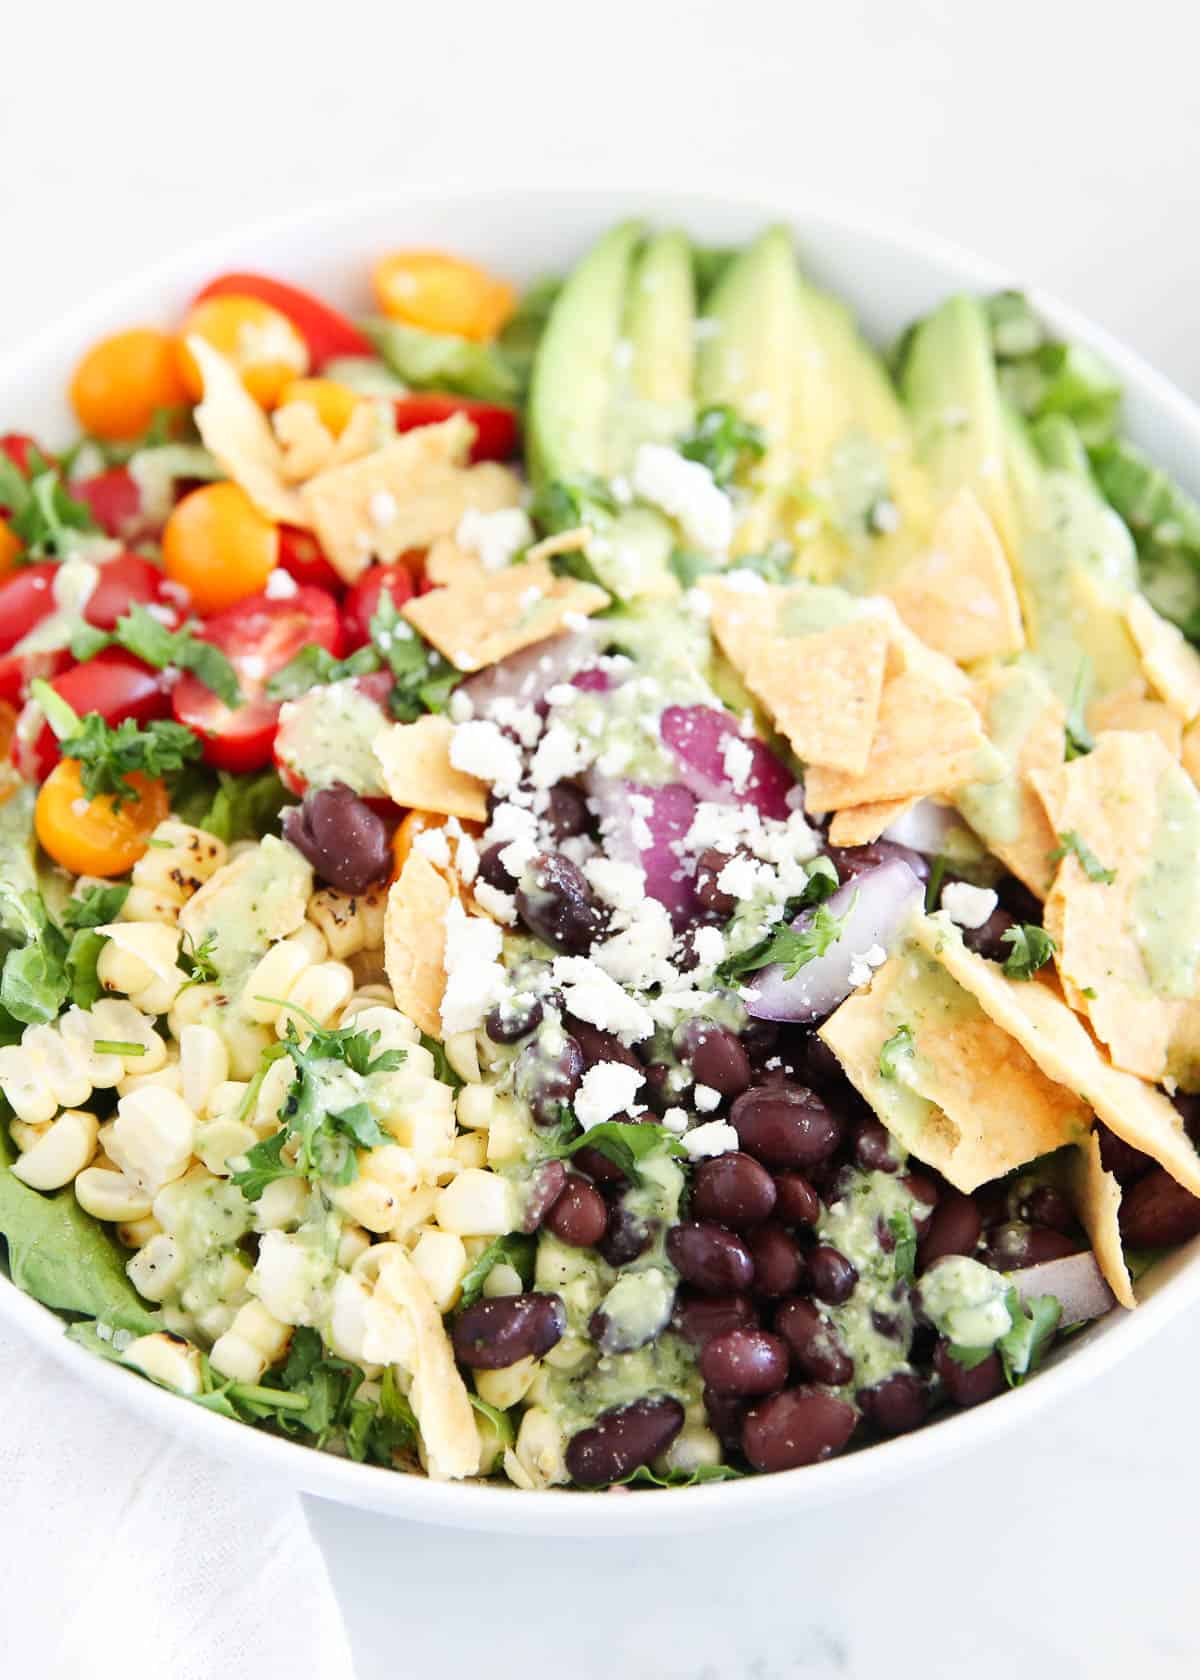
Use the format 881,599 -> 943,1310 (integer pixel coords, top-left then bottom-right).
696,225 -> 801,552
621,229 -> 695,448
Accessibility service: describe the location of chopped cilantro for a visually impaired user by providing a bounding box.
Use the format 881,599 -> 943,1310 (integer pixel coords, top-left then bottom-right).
678,405 -> 766,487
887,1209 -> 917,1282
178,930 -> 219,989
265,640 -> 379,702
420,1030 -> 463,1089
720,896 -> 853,982
1000,923 -> 1057,979
547,1119 -> 686,1187
669,542 -> 795,590
72,604 -> 242,708
878,1024 -> 914,1080
1063,662 -> 1094,761
1049,830 -> 1116,884
0,449 -> 97,555
997,1289 -> 1061,1385
371,594 -> 461,720
529,474 -> 618,535
924,853 -> 947,913
32,681 -> 201,807
469,1393 -> 516,1446
457,1232 -> 537,1311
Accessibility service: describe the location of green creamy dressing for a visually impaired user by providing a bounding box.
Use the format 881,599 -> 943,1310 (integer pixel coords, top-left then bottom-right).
555,621 -> 711,785
956,664 -> 1055,847
826,431 -> 893,543
0,786 -> 37,923
1132,762 -> 1200,998
777,580 -> 870,637
817,1167 -> 921,1390
918,1255 -> 1013,1348
186,835 -> 313,990
155,1173 -> 254,1321
277,680 -> 388,797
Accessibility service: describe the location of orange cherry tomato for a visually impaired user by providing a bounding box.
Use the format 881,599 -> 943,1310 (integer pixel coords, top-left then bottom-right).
0,519 -> 21,578
0,701 -> 17,805
69,328 -> 189,442
177,295 -> 309,408
36,760 -> 169,877
162,482 -> 279,615
277,376 -> 360,438
371,250 -> 516,342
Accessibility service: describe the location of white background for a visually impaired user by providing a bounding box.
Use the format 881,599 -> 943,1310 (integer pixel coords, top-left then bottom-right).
3,2 -> 1200,1674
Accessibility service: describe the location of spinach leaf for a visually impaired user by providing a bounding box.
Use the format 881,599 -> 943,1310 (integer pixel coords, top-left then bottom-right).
0,886 -> 68,1025
364,318 -> 522,405
194,767 -> 295,844
457,1232 -> 537,1311
60,882 -> 130,930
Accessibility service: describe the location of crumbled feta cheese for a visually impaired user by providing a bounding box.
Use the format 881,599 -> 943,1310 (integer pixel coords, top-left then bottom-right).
720,568 -> 768,594
681,1121 -> 739,1160
690,925 -> 726,969
551,956 -> 655,1044
631,443 -> 733,553
448,689 -> 475,723
369,490 -> 399,527
562,610 -> 590,633
592,900 -> 675,989
846,944 -> 888,990
486,801 -> 538,845
529,722 -> 590,789
716,855 -> 763,900
473,881 -> 517,925
721,734 -> 754,795
610,474 -> 633,505
574,1061 -> 645,1129
450,720 -> 523,793
454,833 -> 480,884
583,858 -> 646,912
264,569 -> 300,599
940,881 -> 998,931
693,1083 -> 722,1113
440,901 -> 506,1035
487,698 -> 543,748
661,1107 -> 689,1134
498,837 -> 538,878
627,792 -> 654,851
413,826 -> 451,867
457,506 -> 535,572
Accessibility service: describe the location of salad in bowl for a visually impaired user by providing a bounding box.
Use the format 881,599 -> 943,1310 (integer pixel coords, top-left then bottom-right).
3,216 -> 1200,1496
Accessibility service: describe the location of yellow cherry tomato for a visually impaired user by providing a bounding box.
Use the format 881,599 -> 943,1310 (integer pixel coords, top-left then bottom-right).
277,376 -> 361,437
371,250 -> 516,342
162,481 -> 279,615
391,809 -> 446,878
36,760 -> 169,876
69,327 -> 189,442
177,294 -> 310,408
0,519 -> 22,578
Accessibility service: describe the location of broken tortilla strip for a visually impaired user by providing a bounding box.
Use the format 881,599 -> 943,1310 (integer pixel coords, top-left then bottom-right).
402,555 -> 608,673
908,913 -> 1200,1198
828,798 -> 916,848
803,665 -> 1002,814
525,525 -> 594,565
1184,718 -> 1200,789
300,414 -> 524,584
818,930 -> 1090,1192
1070,1130 -> 1136,1309
1125,594 -> 1200,723
189,336 -> 305,526
374,715 -> 489,823
1088,680 -> 1182,758
1031,731 -> 1200,1083
955,664 -> 1065,899
383,851 -> 452,1039
885,488 -> 1025,665
705,581 -> 890,775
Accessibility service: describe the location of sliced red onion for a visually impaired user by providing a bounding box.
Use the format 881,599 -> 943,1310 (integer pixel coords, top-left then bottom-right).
460,630 -> 597,714
586,772 -> 698,930
881,798 -> 963,856
745,858 -> 923,1023
570,667 -> 612,695
1009,1252 -> 1117,1325
660,704 -> 796,821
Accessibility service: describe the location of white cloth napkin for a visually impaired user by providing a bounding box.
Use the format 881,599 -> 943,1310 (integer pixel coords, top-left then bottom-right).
0,1317 -> 354,1679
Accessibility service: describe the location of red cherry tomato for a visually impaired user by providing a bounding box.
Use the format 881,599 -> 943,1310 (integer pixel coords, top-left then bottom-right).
192,273 -> 372,368
18,649 -> 170,783
273,669 -> 394,799
341,562 -> 416,652
0,563 -> 60,703
71,467 -> 143,539
392,394 -> 519,463
277,525 -> 344,594
84,553 -> 173,630
1,433 -> 51,478
171,585 -> 341,773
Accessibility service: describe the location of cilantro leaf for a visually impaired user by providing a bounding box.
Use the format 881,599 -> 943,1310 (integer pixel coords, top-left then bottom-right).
32,684 -> 204,808
720,896 -> 853,982
669,542 -> 795,590
457,1233 -> 537,1311
265,640 -> 380,703
72,604 -> 242,708
1001,923 -> 1057,980
1049,830 -> 1116,884
469,1393 -> 515,1446
229,1130 -> 291,1201
997,1288 -> 1061,1385
924,853 -> 947,913
0,451 -> 97,556
887,1209 -> 917,1282
878,1024 -> 914,1080
548,1120 -> 686,1187
1063,662 -> 1094,761
370,593 -> 462,720
420,1030 -> 463,1090
60,882 -> 129,930
178,929 -> 218,988
679,404 -> 766,487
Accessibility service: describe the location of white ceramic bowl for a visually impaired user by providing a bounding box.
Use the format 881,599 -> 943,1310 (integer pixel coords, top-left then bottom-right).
5,186 -> 1200,1537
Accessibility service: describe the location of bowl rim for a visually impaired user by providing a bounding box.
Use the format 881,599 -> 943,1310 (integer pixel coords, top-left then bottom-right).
4,180 -> 1200,1536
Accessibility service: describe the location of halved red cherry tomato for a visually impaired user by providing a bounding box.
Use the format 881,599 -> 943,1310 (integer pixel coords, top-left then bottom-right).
70,466 -> 143,539
192,273 -> 372,368
273,669 -> 394,801
0,433 -> 51,479
17,649 -> 170,784
84,553 -> 174,630
341,561 -> 416,652
0,563 -> 61,703
277,525 -> 344,594
392,394 -> 518,463
171,585 -> 341,773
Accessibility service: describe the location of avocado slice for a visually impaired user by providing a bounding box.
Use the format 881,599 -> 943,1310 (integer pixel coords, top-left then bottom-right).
621,229 -> 695,445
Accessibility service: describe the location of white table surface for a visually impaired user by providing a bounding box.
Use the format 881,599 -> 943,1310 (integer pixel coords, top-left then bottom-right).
3,2 -> 1200,1673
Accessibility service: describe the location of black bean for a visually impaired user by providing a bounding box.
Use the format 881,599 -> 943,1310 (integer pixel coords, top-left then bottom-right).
902,1172 -> 940,1233
703,1386 -> 749,1451
745,1223 -> 805,1298
730,1083 -> 843,1170
451,1292 -> 566,1369
917,1188 -> 981,1271
1020,1184 -> 1078,1235
565,1015 -> 643,1069
666,1222 -> 754,1294
772,1172 -> 822,1228
859,1371 -> 928,1435
996,874 -> 1042,924
515,852 -> 608,954
574,1144 -> 629,1187
691,1152 -> 777,1229
961,904 -> 1016,962
544,782 -> 591,842
774,1299 -> 854,1386
979,1221 -> 1078,1271
565,1397 -> 685,1486
514,1032 -> 585,1127
282,784 -> 390,894
825,840 -> 929,884
476,842 -> 517,892
676,1021 -> 752,1098
519,1159 -> 567,1233
1096,1120 -> 1155,1185
853,1118 -> 900,1174
934,1340 -> 1004,1407
808,1244 -> 858,1305
673,1290 -> 759,1348
544,1176 -> 608,1248
701,1329 -> 790,1397
740,1018 -> 781,1065
485,994 -> 544,1045
599,1203 -> 653,1265
742,1386 -> 857,1471
1119,1167 -> 1200,1248
694,847 -> 739,916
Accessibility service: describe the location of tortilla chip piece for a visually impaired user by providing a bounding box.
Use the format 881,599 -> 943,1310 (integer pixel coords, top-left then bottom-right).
525,526 -> 593,565
804,665 -> 1001,814
1125,594 -> 1200,723
955,665 -> 1065,899
403,555 -> 608,674
272,400 -> 338,482
705,583 -> 889,775
189,337 -> 305,526
384,851 -> 452,1038
1070,1131 -> 1136,1309
1088,678 -> 1183,757
423,536 -> 486,589
1183,718 -> 1200,788
908,913 -> 1200,1198
828,798 -> 915,847
374,715 -> 489,823
300,415 -> 524,584
886,489 -> 1025,665
375,1248 -> 481,1480
1031,731 -> 1200,1081
818,934 -> 1090,1192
